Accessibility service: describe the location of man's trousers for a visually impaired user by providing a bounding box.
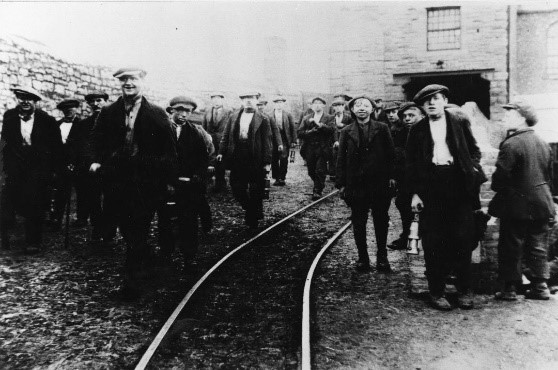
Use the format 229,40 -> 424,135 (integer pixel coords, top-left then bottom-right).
305,144 -> 328,193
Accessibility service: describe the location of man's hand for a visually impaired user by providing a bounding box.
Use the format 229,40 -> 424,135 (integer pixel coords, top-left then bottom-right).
264,164 -> 271,172
333,141 -> 339,148
216,154 -> 223,162
208,166 -> 215,175
389,179 -> 397,188
411,194 -> 424,212
89,163 -> 101,173
278,145 -> 284,152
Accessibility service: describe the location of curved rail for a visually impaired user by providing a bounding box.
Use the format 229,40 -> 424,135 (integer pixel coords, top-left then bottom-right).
135,189 -> 339,370
301,221 -> 352,370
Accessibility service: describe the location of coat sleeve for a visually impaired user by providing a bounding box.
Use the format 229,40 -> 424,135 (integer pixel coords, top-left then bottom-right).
202,112 -> 209,132
405,125 -> 420,196
48,115 -> 64,173
335,129 -> 348,189
297,117 -> 313,139
462,117 -> 481,165
287,113 -> 296,146
219,114 -> 233,157
87,107 -> 107,165
261,116 -> 273,166
383,125 -> 396,180
270,116 -> 283,148
491,140 -> 516,193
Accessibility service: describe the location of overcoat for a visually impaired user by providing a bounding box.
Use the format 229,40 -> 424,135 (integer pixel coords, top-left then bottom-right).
335,119 -> 395,201
202,107 -> 231,150
172,121 -> 209,185
297,113 -> 335,157
405,107 -> 486,204
491,128 -> 555,221
219,109 -> 273,170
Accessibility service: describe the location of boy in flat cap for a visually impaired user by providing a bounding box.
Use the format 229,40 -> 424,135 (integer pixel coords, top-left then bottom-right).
202,93 -> 231,192
217,92 -> 272,228
270,95 -> 294,186
87,67 -> 177,298
336,95 -> 395,272
298,97 -> 335,200
406,84 -> 486,310
1,87 -> 63,253
492,101 -> 554,301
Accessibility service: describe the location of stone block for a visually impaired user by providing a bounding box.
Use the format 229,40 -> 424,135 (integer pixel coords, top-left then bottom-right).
31,80 -> 42,91
54,85 -> 65,95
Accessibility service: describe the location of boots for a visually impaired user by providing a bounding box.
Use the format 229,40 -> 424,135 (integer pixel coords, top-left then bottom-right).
526,280 -> 550,300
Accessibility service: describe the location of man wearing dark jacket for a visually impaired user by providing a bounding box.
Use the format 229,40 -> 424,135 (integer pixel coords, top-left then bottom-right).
406,84 -> 486,310
1,87 -> 63,253
298,97 -> 335,200
336,95 -> 395,272
492,101 -> 555,301
270,95 -> 295,186
217,92 -> 272,228
158,96 -> 209,265
88,67 -> 177,297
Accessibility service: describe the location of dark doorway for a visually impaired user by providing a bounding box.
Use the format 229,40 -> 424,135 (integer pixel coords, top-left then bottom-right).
403,74 -> 491,118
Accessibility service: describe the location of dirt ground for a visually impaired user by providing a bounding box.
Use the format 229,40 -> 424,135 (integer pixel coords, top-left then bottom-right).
1,149 -> 558,369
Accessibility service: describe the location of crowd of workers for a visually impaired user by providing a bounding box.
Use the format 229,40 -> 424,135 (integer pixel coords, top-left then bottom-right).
1,67 -> 556,309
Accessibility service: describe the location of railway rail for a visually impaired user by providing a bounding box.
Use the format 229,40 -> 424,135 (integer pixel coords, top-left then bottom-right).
135,189 -> 351,369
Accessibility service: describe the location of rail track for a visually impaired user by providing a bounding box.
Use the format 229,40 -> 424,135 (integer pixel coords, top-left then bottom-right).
135,189 -> 352,369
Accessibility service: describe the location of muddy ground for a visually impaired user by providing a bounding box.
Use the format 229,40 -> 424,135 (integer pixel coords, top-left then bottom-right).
1,150 -> 558,369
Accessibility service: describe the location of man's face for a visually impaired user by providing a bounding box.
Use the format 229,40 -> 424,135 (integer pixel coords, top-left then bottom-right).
502,108 -> 525,130
171,104 -> 195,125
333,104 -> 345,115
402,107 -> 425,125
421,93 -> 448,118
211,96 -> 223,108
312,100 -> 325,113
63,107 -> 78,120
274,101 -> 285,110
257,103 -> 266,113
87,98 -> 107,113
351,98 -> 373,120
16,95 -> 37,113
386,109 -> 399,124
242,96 -> 258,110
374,99 -> 384,110
119,74 -> 143,98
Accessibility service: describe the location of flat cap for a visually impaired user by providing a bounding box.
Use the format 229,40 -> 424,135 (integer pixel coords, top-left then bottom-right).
113,67 -> 147,79
397,102 -> 425,119
11,86 -> 43,101
413,84 -> 449,104
57,99 -> 80,110
239,92 -> 261,99
257,96 -> 268,105
210,92 -> 225,98
85,91 -> 109,101
272,95 -> 287,102
347,95 -> 376,110
384,101 -> 401,111
166,96 -> 198,113
331,97 -> 346,106
503,100 -> 538,126
311,96 -> 327,105
333,93 -> 352,101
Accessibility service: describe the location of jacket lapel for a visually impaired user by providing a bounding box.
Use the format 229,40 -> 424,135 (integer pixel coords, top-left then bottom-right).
348,122 -> 360,147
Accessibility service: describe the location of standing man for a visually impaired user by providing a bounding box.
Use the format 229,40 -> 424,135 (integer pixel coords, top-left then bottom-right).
1,87 -> 62,253
336,95 -> 395,272
388,102 -> 425,250
406,84 -> 486,310
492,101 -> 554,301
159,96 -> 209,265
298,97 -> 334,200
330,96 -> 351,181
259,97 -> 283,161
270,95 -> 295,186
88,67 -> 177,297
217,92 -> 272,228
202,92 -> 231,192
49,99 -> 84,230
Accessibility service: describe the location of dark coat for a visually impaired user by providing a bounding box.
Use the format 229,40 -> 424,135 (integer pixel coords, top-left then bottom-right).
332,112 -> 351,141
263,112 -> 283,150
202,107 -> 231,149
2,108 -> 62,181
491,128 -> 555,221
219,109 -> 273,170
88,96 -> 177,206
390,122 -> 412,182
58,116 -> 89,169
270,110 -> 296,155
405,107 -> 486,204
298,113 -> 335,156
336,119 -> 395,201
172,121 -> 209,186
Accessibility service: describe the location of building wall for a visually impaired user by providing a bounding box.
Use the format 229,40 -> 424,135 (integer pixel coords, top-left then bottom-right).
515,9 -> 558,96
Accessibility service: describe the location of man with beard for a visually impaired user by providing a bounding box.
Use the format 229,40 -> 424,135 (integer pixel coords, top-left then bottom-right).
1,87 -> 62,253
270,95 -> 294,186
406,84 -> 486,310
298,97 -> 335,200
88,67 -> 177,298
336,95 -> 395,272
217,92 -> 272,228
330,96 -> 351,182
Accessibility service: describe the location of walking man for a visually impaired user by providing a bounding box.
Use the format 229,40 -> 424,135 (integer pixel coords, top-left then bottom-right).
270,95 -> 295,186
336,95 -> 395,272
406,84 -> 486,310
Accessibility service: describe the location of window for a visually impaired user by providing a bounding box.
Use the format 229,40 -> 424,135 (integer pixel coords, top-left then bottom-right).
427,7 -> 461,51
548,23 -> 558,78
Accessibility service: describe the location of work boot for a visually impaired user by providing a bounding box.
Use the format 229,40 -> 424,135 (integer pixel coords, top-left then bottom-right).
273,179 -> 281,186
376,260 -> 392,273
495,282 -> 518,301
387,238 -> 407,251
457,291 -> 475,309
429,295 -> 452,311
525,281 -> 551,300
355,259 -> 371,272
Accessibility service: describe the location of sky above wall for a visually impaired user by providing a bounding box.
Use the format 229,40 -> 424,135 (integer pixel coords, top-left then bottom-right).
0,1 -> 337,93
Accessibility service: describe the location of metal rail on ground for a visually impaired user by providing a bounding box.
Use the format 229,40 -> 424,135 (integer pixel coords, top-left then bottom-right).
135,189 -> 339,370
301,221 -> 352,370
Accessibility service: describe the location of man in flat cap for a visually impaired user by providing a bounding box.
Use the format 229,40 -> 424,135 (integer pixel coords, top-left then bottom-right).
492,101 -> 554,301
158,96 -> 209,266
202,93 -> 231,192
48,99 -> 85,231
336,95 -> 395,272
406,84 -> 486,310
217,92 -> 272,228
270,95 -> 294,186
87,67 -> 177,297
330,96 -> 351,181
259,97 -> 284,171
1,87 -> 62,253
298,97 -> 335,200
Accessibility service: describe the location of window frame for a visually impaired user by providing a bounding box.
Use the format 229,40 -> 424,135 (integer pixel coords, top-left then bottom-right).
426,6 -> 462,52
